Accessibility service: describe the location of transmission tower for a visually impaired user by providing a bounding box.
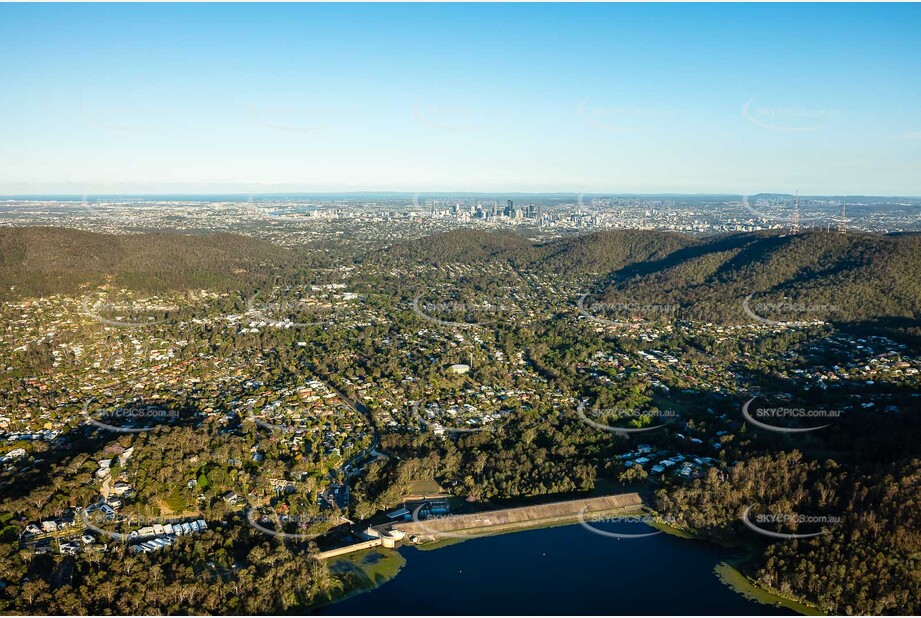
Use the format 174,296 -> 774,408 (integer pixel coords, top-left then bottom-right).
838,195 -> 847,234
791,191 -> 800,233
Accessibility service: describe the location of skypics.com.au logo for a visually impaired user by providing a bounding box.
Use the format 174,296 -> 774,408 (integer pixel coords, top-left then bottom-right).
80,291 -> 177,329
412,288 -> 514,329
247,286 -> 357,329
577,509 -> 677,539
739,194 -> 844,228
577,98 -> 676,133
412,400 -> 493,434
248,102 -> 331,134
411,100 -> 494,133
741,97 -> 841,133
245,400 -> 315,435
245,509 -> 342,542
576,402 -> 676,435
742,293 -> 839,326
741,505 -> 841,540
81,510 -> 208,544
82,398 -> 182,434
741,397 -> 843,434
577,294 -> 679,326
245,401 -> 302,434
407,505 -> 487,541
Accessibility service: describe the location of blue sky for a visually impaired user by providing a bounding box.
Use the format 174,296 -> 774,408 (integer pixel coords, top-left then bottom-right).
1,3 -> 919,195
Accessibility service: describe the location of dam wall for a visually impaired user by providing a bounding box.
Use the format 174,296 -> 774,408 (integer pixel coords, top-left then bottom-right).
395,492 -> 643,539
318,493 -> 644,558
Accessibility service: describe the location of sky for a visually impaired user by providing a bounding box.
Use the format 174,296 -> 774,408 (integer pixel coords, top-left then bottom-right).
1,3 -> 920,196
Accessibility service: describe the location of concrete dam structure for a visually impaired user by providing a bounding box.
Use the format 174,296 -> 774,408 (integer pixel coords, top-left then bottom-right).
317,493 -> 644,559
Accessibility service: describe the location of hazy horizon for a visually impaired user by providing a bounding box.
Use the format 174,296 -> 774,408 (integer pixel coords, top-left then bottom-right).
2,190 -> 919,200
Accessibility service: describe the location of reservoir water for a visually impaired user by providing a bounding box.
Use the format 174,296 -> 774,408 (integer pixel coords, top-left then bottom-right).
319,522 -> 795,615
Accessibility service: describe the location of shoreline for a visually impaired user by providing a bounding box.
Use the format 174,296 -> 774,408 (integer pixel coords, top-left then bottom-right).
651,521 -> 826,616
305,547 -> 407,613
714,561 -> 824,617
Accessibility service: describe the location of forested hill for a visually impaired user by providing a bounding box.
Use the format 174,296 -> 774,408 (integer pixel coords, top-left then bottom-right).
0,227 -> 296,299
382,229 -> 535,264
526,229 -> 700,275
598,229 -> 921,326
382,228 -> 700,274
385,227 -> 921,332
